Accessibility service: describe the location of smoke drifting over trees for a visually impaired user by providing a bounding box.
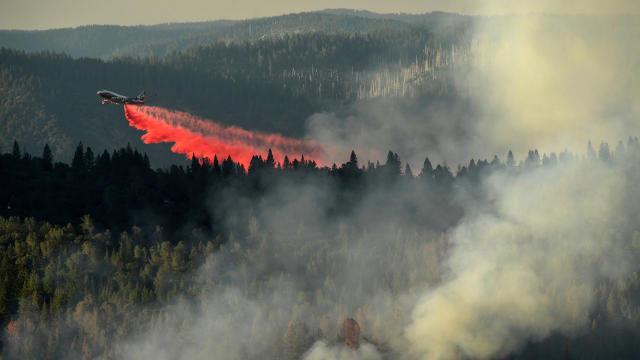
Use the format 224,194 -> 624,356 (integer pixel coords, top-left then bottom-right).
3,138 -> 640,359
1,3 -> 640,360
306,12 -> 640,167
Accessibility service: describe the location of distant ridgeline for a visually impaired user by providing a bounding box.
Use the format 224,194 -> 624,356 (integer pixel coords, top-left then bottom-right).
0,11 -> 472,165
0,11 -> 471,59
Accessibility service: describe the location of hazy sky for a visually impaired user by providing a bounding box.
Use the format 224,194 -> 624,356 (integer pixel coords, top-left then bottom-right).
2,0 -> 639,30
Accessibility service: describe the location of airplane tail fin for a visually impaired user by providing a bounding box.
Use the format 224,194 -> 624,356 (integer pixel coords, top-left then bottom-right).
137,91 -> 157,100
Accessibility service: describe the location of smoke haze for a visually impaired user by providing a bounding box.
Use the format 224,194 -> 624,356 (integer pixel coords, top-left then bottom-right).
111,147 -> 640,360
6,3 -> 638,360
306,6 -> 640,168
407,159 -> 638,359
117,4 -> 640,359
110,174 -> 433,359
466,12 -> 640,158
401,2 -> 640,358
304,341 -> 382,359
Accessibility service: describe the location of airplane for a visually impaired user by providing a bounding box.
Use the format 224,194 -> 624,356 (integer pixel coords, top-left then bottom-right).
97,89 -> 155,105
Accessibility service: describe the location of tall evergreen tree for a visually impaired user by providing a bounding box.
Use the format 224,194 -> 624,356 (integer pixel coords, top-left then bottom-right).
348,150 -> 358,169
12,140 -> 20,158
71,142 -> 85,172
506,150 -> 515,167
490,155 -> 501,167
420,157 -> 433,178
266,149 -> 275,169
42,144 -> 53,171
404,163 -> 413,177
85,147 -> 95,170
212,155 -> 221,175
222,155 -> 235,177
598,142 -> 611,163
385,151 -> 401,177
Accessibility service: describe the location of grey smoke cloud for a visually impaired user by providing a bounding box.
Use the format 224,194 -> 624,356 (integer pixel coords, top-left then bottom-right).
304,341 -> 382,360
115,174 -> 449,359
465,13 -> 640,159
114,151 -> 640,360
307,95 -> 476,169
406,160 -> 638,359
66,3 -> 640,359
306,11 -> 640,169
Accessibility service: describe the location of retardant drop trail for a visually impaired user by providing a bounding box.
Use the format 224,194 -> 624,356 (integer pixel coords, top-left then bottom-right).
124,104 -> 325,168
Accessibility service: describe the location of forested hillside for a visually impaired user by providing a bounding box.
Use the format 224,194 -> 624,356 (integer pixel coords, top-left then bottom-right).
0,47 -> 317,165
0,11 -> 470,59
2,6 -> 640,360
0,21 -> 235,60
2,139 -> 640,359
0,140 -> 461,235
0,24 -> 470,165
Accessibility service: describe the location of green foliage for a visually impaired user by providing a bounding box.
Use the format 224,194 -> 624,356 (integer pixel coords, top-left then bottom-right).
0,19 -> 470,166
0,216 -> 213,358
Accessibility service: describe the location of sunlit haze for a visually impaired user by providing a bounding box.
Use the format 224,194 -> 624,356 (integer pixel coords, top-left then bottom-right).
2,0 -> 639,29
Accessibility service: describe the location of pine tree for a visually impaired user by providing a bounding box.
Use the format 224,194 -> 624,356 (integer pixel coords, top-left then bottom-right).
404,163 -> 413,177
506,150 -> 515,167
85,147 -> 95,171
420,157 -> 433,178
42,144 -> 53,171
266,149 -> 275,169
212,155 -> 221,175
12,140 -> 20,158
598,142 -> 611,163
190,153 -> 200,173
222,156 -> 235,177
525,150 -> 540,167
490,155 -> 501,167
143,153 -> 151,169
385,151 -> 401,177
348,150 -> 358,169
71,142 -> 85,172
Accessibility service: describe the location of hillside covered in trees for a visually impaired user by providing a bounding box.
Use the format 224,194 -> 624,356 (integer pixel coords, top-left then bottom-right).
0,10 -> 471,59
0,20 -> 470,165
1,138 -> 640,359
2,8 -> 640,360
3,11 -> 634,168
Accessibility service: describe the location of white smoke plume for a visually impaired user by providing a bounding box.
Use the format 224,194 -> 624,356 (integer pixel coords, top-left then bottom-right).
406,159 -> 638,359
304,341 -> 382,360
112,3 -> 640,360
466,12 -> 640,158
307,4 -> 640,168
115,177 -> 444,360
403,2 -> 640,358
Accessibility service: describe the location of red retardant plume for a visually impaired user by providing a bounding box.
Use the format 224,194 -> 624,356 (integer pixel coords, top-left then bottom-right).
124,105 -> 325,168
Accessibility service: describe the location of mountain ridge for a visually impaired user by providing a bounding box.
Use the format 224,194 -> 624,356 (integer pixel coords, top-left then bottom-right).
0,10 -> 469,59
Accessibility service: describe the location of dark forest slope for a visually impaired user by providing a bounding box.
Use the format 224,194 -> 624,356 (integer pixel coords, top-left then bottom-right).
0,49 -> 317,165
0,27 -> 468,165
